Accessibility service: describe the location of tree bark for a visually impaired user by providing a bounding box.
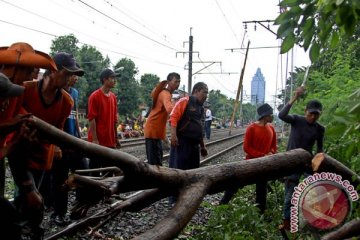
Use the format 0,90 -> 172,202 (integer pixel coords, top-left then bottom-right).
322,218 -> 360,240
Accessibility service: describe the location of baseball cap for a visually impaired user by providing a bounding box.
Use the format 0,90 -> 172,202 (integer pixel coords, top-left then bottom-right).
53,52 -> 84,76
306,100 -> 322,114
100,68 -> 120,81
0,73 -> 25,97
257,103 -> 273,120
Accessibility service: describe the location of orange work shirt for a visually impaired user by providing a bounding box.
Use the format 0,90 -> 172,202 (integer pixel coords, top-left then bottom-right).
144,89 -> 173,140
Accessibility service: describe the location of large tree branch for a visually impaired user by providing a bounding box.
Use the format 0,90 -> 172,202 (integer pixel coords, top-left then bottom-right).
135,181 -> 211,240
32,117 -> 360,240
321,218 -> 360,240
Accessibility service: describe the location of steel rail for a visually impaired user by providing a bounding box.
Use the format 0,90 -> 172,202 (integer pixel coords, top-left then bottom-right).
121,128 -> 244,148
162,133 -> 243,160
200,140 -> 244,165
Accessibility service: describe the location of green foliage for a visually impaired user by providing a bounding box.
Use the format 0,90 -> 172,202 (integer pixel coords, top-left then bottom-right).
278,34 -> 360,173
326,87 -> 360,171
275,0 -> 360,61
208,90 -> 233,121
113,58 -> 142,120
49,34 -> 79,56
76,45 -> 110,109
241,103 -> 257,124
140,73 -> 160,110
274,10 -> 360,227
207,90 -> 256,125
189,184 -> 286,240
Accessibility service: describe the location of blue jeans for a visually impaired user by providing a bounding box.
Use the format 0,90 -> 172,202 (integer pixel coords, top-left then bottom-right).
283,172 -> 310,219
204,120 -> 212,139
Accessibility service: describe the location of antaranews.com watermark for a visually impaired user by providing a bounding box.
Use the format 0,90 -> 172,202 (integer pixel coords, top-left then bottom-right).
290,172 -> 359,233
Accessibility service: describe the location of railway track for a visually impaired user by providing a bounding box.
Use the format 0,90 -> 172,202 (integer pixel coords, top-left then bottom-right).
44,127 -> 246,239
119,127 -> 242,148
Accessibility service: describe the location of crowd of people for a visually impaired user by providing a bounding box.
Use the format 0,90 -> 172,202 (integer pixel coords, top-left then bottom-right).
0,41 -> 325,239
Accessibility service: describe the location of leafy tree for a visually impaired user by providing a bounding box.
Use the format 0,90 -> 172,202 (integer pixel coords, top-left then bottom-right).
275,0 -> 360,62
50,35 -> 110,110
241,103 -> 257,125
113,58 -> 141,121
208,90 -> 233,123
140,73 -> 160,110
75,45 -> 110,109
275,0 -> 360,228
49,34 -> 79,56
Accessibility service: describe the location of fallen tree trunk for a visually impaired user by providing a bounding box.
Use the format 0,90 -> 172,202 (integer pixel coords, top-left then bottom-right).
322,218 -> 360,240
31,117 -> 360,240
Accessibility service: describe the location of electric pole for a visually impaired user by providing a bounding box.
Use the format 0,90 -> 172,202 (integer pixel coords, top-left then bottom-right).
176,28 -> 237,94
188,29 -> 193,94
229,41 -> 250,135
176,28 -> 198,94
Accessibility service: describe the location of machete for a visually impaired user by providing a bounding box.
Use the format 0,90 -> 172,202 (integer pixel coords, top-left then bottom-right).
301,66 -> 310,87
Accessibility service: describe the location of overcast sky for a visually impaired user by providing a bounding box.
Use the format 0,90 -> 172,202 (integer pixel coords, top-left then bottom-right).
1,0 -> 310,105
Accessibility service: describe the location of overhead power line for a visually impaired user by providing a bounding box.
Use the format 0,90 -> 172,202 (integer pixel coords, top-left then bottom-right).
214,0 -> 241,46
102,0 -> 182,50
225,46 -> 280,51
0,19 -> 56,38
78,0 -> 180,52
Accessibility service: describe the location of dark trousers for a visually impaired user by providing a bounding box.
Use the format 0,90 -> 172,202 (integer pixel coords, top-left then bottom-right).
283,172 -> 310,220
168,138 -> 200,205
0,197 -> 21,240
204,120 -> 212,139
255,181 -> 267,214
168,146 -> 177,205
168,146 -> 177,168
8,146 -> 45,239
52,150 -> 88,216
12,168 -> 45,240
174,137 -> 200,170
221,181 -> 268,214
145,138 -> 163,166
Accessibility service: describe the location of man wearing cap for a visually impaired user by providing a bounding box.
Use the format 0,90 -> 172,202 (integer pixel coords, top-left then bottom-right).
87,68 -> 120,173
50,66 -> 88,225
8,51 -> 84,239
278,86 -> 325,230
219,103 -> 277,210
144,72 -> 181,166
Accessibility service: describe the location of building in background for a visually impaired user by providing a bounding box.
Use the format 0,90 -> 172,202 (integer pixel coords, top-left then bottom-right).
250,68 -> 265,106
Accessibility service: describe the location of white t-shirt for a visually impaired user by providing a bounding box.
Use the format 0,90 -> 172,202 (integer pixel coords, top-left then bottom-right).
205,109 -> 212,121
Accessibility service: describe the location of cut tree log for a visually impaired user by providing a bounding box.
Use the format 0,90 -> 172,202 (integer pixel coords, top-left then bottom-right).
30,117 -> 359,240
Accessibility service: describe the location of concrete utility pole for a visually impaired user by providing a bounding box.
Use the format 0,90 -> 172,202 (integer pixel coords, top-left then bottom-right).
229,41 -> 250,135
188,29 -> 193,94
176,28 -> 198,94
